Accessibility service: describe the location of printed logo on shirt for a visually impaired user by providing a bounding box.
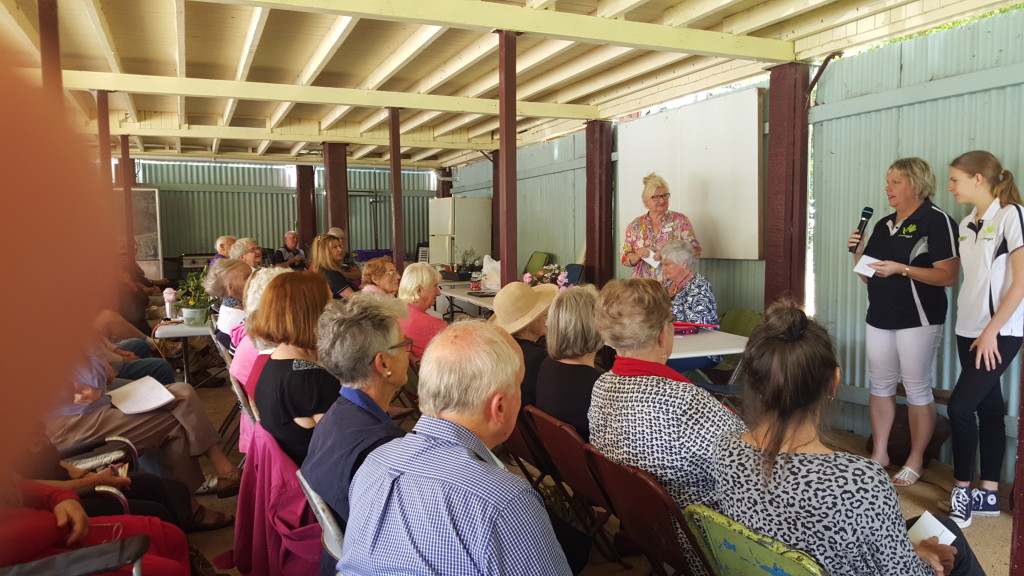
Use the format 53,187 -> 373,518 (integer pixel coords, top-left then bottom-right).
898,223 -> 917,239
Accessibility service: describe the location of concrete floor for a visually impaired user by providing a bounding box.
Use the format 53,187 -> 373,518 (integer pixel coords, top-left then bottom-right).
188,384 -> 1013,575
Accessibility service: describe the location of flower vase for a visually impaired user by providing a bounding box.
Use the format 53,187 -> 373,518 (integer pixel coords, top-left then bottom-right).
181,307 -> 208,326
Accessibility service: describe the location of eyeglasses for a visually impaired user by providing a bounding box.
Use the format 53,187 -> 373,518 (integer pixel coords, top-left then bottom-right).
384,270 -> 399,276
649,193 -> 670,201
387,337 -> 413,353
247,247 -> 261,254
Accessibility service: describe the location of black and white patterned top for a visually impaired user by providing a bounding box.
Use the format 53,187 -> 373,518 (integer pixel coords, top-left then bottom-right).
711,431 -> 932,576
668,272 -> 718,327
588,368 -> 745,510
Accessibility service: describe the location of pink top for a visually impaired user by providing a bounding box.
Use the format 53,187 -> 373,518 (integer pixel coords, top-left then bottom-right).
621,210 -> 701,278
360,284 -> 387,295
230,325 -> 260,393
397,304 -> 447,360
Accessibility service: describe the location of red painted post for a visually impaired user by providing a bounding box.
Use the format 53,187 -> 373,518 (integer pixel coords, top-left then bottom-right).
388,107 -> 406,270
296,165 -> 316,254
491,152 -> 500,258
437,167 -> 453,199
497,30 -> 518,286
585,120 -> 613,287
119,136 -> 135,252
764,62 -> 810,307
323,142 -> 350,236
96,91 -> 113,190
38,0 -> 62,105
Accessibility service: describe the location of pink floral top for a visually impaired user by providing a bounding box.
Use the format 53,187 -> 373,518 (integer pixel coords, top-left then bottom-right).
621,210 -> 701,278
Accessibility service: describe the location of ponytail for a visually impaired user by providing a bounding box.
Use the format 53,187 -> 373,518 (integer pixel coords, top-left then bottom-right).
951,150 -> 1022,207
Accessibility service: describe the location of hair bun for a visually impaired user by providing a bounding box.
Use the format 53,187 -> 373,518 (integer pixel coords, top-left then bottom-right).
762,303 -> 809,341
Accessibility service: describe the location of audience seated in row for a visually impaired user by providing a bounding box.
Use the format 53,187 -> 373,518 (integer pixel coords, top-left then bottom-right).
203,258 -> 252,351
490,282 -> 557,409
359,257 -> 401,295
310,233 -> 357,300
396,262 -> 446,363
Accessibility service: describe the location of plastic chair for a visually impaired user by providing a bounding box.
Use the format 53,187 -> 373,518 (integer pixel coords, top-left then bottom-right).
61,436 -> 138,474
209,326 -> 257,456
522,251 -> 550,277
0,534 -> 150,576
563,263 -> 583,286
296,470 -> 345,564
583,444 -> 706,576
712,309 -> 762,372
683,504 -> 830,576
524,406 -> 629,567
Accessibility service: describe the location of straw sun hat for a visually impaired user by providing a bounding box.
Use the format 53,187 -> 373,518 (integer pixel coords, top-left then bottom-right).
489,282 -> 559,336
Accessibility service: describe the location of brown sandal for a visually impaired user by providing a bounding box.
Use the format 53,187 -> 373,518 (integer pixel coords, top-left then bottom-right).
215,474 -> 242,499
191,505 -> 235,532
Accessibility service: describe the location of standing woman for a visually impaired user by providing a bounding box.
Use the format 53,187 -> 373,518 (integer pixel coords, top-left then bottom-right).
945,150 -> 1024,527
621,173 -> 701,278
848,158 -> 960,487
310,233 -> 357,299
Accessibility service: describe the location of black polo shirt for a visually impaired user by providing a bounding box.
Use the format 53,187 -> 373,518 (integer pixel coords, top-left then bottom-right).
863,201 -> 959,330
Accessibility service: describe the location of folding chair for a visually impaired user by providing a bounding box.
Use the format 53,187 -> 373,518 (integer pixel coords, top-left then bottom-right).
296,470 -> 345,566
209,326 -> 256,457
0,534 -> 150,576
523,251 -> 551,277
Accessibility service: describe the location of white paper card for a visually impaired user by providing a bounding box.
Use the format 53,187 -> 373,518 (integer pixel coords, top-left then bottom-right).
107,376 -> 174,415
854,254 -> 880,277
642,256 -> 661,271
907,511 -> 956,546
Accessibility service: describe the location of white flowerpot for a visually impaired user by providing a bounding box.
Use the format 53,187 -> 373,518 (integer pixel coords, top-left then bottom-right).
181,307 -> 209,326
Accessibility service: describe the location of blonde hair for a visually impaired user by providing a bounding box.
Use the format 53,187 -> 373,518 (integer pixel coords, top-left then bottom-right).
595,278 -> 672,356
202,258 -> 250,298
361,256 -> 395,289
546,285 -> 603,360
310,233 -> 343,274
951,150 -> 1021,207
889,157 -> 936,200
398,262 -> 442,305
641,172 -> 670,201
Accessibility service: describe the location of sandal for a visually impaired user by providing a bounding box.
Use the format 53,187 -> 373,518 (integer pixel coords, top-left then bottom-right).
215,474 -> 242,499
892,466 -> 921,487
191,505 -> 235,532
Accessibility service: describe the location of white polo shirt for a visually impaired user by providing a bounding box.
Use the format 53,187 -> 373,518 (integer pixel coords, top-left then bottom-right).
956,201 -> 1024,337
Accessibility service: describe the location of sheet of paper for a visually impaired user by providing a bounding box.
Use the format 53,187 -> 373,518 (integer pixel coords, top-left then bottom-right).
642,255 -> 661,271
907,511 -> 956,546
853,254 -> 880,277
107,375 -> 174,415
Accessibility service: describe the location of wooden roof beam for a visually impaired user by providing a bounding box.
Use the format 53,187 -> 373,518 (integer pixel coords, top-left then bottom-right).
81,0 -> 143,150
223,6 -> 269,126
192,0 -> 795,61
595,0 -> 649,19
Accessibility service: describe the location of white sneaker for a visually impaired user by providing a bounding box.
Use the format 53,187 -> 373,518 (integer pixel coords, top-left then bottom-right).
949,486 -> 972,528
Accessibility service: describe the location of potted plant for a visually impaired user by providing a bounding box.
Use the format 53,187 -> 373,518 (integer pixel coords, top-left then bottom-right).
457,247 -> 480,280
175,267 -> 219,326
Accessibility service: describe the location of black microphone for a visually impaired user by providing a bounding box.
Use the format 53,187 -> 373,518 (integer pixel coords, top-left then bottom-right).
849,206 -> 874,253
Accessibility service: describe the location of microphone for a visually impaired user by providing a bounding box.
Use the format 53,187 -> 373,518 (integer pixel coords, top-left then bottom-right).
849,207 -> 874,253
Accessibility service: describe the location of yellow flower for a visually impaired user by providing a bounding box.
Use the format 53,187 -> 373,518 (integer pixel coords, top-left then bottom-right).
189,299 -> 196,306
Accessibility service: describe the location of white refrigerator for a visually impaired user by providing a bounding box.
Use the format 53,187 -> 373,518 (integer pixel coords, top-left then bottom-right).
428,197 -> 492,266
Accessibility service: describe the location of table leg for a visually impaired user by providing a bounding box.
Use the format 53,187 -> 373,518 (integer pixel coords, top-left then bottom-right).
180,338 -> 191,385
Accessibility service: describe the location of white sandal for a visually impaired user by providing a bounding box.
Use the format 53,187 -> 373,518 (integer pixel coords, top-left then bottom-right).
891,466 -> 921,487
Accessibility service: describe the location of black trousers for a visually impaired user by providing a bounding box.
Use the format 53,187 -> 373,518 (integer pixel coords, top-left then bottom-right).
906,515 -> 985,576
949,335 -> 1021,482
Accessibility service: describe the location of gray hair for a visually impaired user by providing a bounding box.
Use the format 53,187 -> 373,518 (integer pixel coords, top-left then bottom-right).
398,262 -> 442,304
214,235 -> 235,253
595,278 -> 672,356
229,237 -> 259,259
546,285 -> 603,360
202,258 -> 249,299
418,321 -> 521,417
316,293 -> 408,389
659,239 -> 695,268
327,227 -> 345,240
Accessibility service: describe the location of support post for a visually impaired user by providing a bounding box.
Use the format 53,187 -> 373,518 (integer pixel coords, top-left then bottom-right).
497,30 -> 518,286
437,167 -> 453,199
388,107 -> 406,270
491,152 -> 500,258
1014,371 -> 1024,573
764,62 -> 810,307
38,0 -> 62,106
585,120 -> 614,287
96,91 -> 113,190
296,165 -> 316,254
323,142 -> 350,236
119,136 -> 135,252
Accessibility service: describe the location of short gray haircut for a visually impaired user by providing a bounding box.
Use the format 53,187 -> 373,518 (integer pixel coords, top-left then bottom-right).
316,293 -> 408,389
595,278 -> 672,356
546,285 -> 603,360
327,227 -> 345,240
229,237 -> 259,259
202,258 -> 250,299
398,262 -> 442,304
244,267 -> 293,313
214,235 -> 235,253
659,239 -> 695,268
419,321 -> 521,417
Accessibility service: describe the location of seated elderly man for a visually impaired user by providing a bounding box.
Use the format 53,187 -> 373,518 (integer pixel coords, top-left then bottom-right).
338,321 -> 571,576
210,235 -> 236,266
271,230 -> 307,270
301,294 -> 409,576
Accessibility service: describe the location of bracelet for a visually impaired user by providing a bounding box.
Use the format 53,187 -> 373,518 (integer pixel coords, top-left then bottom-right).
902,266 -> 910,277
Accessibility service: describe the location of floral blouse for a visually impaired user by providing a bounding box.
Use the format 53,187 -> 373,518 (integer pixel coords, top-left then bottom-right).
621,210 -> 701,278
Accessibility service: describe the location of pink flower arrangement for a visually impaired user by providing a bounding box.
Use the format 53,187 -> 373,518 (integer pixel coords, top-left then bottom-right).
523,264 -> 573,290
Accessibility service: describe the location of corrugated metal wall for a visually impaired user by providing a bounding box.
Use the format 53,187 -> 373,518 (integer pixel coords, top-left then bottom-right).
811,9 -> 1024,481
138,161 -> 433,257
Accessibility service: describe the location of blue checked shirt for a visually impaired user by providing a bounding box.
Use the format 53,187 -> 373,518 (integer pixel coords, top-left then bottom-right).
337,416 -> 571,576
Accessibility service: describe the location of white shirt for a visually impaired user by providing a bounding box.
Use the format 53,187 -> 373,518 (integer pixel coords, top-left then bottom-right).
955,201 -> 1024,337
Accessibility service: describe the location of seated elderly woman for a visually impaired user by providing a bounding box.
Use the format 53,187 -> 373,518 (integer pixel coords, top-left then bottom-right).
248,271 -> 337,465
589,278 -> 745,575
302,294 -> 410,574
490,282 -> 558,408
202,258 -> 253,350
230,237 -> 264,272
360,257 -> 401,295
310,233 -> 357,300
396,262 -> 445,362
711,301 -> 983,576
659,239 -> 721,374
535,286 -> 604,441
45,355 -> 240,530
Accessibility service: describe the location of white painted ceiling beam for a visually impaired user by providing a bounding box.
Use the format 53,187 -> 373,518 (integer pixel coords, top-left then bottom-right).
320,24 -> 446,129
132,148 -> 443,168
659,0 -> 751,27
81,0 -> 144,150
350,145 -> 378,159
192,0 -> 795,62
525,0 -> 557,9
595,0 -> 649,19
256,140 -> 273,155
410,148 -> 442,162
59,70 -> 602,119
289,141 -> 307,155
174,0 -> 187,131
223,6 -> 269,126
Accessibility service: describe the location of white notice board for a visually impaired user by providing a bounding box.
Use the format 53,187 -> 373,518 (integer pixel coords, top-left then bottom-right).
616,88 -> 763,260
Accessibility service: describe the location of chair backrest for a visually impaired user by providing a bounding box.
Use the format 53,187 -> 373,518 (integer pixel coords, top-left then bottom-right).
718,309 -> 763,337
583,444 -> 700,575
523,251 -> 550,276
296,470 -> 346,562
683,504 -> 829,576
564,263 -> 584,286
503,415 -> 555,489
524,406 -> 609,510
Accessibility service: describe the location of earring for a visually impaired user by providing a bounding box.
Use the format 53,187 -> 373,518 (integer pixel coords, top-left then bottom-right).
386,370 -> 392,378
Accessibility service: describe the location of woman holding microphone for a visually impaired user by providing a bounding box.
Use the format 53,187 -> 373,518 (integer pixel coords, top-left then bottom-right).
849,157 -> 959,487
945,150 -> 1024,527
